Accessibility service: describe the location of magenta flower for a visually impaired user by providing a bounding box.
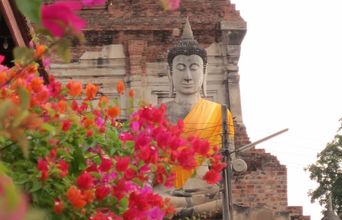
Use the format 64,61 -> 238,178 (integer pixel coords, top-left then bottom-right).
0,55 -> 4,64
119,132 -> 134,142
95,116 -> 104,127
41,1 -> 86,37
0,54 -> 7,72
167,0 -> 180,10
145,207 -> 164,220
130,121 -> 140,132
160,0 -> 181,10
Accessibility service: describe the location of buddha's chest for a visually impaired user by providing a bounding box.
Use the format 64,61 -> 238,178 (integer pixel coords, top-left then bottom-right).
165,102 -> 192,123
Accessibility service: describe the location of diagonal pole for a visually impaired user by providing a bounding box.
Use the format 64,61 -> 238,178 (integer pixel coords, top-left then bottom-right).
233,128 -> 289,154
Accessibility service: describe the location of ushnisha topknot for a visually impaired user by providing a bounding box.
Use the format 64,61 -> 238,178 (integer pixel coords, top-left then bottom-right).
167,18 -> 207,67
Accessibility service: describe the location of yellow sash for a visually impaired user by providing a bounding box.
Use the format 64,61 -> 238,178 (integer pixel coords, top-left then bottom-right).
173,99 -> 234,189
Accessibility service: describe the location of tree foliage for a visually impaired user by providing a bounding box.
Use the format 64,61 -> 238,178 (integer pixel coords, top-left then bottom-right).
306,120 -> 342,218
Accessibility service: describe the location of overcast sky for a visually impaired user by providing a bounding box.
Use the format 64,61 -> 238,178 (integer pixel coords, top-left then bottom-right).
231,0 -> 342,219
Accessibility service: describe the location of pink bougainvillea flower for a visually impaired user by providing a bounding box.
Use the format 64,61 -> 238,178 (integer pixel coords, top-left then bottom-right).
177,148 -> 197,169
144,207 -> 164,220
154,166 -> 167,185
41,1 -> 86,37
57,160 -> 69,177
119,132 -> 134,142
160,0 -> 180,10
81,0 -> 106,7
61,119 -> 72,131
203,169 -> 221,184
95,185 -> 111,201
115,156 -> 130,172
192,138 -> 210,156
90,210 -> 120,220
168,0 -> 181,10
130,121 -> 140,133
86,129 -> 93,137
37,159 -> 49,181
76,172 -> 94,190
95,116 -> 104,127
124,168 -> 136,180
37,158 -> 48,172
42,57 -> 51,70
0,54 -> 4,64
99,157 -> 113,172
53,199 -> 64,214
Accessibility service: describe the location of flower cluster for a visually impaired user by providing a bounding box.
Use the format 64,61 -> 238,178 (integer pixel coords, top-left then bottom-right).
0,52 -> 224,219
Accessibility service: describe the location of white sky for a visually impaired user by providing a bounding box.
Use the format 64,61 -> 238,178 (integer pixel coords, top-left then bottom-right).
231,0 -> 342,219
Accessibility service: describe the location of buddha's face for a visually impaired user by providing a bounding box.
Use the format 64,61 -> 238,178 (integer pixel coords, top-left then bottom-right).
172,54 -> 204,95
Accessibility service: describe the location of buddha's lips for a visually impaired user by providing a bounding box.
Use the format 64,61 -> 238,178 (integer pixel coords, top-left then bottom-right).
181,84 -> 194,88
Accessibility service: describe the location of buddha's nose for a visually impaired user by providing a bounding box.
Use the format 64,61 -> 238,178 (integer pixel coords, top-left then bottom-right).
184,69 -> 192,82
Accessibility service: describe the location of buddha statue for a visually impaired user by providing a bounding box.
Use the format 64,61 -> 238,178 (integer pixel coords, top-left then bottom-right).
154,19 -> 235,219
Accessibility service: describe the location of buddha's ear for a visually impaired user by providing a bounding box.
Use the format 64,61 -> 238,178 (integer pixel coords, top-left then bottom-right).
202,71 -> 207,97
168,65 -> 174,97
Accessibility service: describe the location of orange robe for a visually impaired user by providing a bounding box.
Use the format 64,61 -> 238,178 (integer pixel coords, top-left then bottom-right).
173,99 -> 235,189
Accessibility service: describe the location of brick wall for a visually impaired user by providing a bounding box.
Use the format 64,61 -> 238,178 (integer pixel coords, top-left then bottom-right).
233,123 -> 289,212
70,0 -> 245,63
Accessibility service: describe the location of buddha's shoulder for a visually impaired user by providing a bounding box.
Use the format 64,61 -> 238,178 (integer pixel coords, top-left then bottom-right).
198,98 -> 221,108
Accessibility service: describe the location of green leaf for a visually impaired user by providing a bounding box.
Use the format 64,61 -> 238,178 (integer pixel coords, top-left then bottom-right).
13,47 -> 35,65
0,162 -> 9,175
41,123 -> 56,136
70,147 -> 86,175
29,181 -> 41,193
35,28 -> 54,40
56,39 -> 71,63
118,197 -> 128,214
18,87 -> 30,110
15,0 -> 42,24
14,176 -> 29,185
109,146 -> 116,156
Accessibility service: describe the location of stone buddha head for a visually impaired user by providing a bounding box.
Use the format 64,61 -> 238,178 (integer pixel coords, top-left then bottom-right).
167,19 -> 208,97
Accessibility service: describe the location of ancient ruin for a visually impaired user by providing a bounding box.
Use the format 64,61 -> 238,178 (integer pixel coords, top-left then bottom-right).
50,1 -> 310,219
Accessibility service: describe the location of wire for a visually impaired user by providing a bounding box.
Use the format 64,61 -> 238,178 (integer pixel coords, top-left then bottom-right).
184,122 -> 222,125
201,132 -> 224,140
182,124 -> 223,133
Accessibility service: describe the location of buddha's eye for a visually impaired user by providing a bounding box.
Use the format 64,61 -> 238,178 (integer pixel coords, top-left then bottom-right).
190,63 -> 200,71
176,64 -> 186,71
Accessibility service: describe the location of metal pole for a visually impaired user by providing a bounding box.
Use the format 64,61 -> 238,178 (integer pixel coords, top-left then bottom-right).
221,104 -> 231,220
234,128 -> 289,153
